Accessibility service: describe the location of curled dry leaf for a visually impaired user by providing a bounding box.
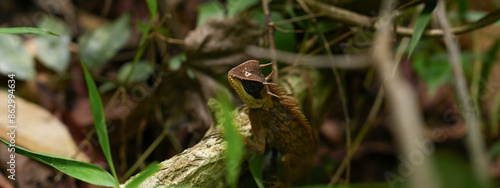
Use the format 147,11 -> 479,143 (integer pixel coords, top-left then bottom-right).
0,91 -> 89,163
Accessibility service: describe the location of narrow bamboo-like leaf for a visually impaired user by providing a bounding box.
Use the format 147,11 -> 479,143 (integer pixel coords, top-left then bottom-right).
81,62 -> 119,187
249,153 -> 265,188
124,162 -> 161,188
490,93 -> 500,136
146,0 -> 158,20
0,27 -> 59,36
217,91 -> 243,188
479,40 -> 500,96
0,139 -> 115,187
408,3 -> 436,57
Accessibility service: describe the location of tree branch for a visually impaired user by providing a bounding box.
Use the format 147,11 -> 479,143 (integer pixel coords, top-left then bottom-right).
302,0 -> 500,37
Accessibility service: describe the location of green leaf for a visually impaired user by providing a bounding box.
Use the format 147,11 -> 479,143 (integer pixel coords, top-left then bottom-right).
298,183 -> 390,188
136,20 -> 149,35
146,0 -> 158,20
490,93 -> 500,136
168,53 -> 186,71
98,82 -> 117,93
124,162 -> 161,188
81,62 -> 120,187
117,60 -> 154,84
227,0 -> 259,17
412,53 -> 451,95
249,153 -> 265,188
197,1 -> 225,27
0,139 -> 115,187
457,0 -> 469,22
479,40 -> 500,96
0,27 -> 59,36
252,11 -> 296,52
408,3 -> 436,57
79,14 -> 131,69
217,91 -> 243,188
0,34 -> 35,80
435,152 -> 481,188
36,16 -> 71,74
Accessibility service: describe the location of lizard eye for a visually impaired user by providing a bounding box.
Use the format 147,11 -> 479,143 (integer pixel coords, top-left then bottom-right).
240,79 -> 264,99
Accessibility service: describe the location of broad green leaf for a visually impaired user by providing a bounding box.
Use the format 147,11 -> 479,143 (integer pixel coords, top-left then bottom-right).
217,91 -> 243,188
412,53 -> 451,95
81,62 -> 119,187
0,27 -> 59,36
0,34 -> 35,80
168,53 -> 186,71
117,60 -> 153,84
227,0 -> 259,17
124,162 -> 161,188
79,14 -> 131,69
197,1 -> 224,27
252,11 -> 296,52
36,16 -> 71,74
146,0 -> 158,20
248,153 -> 265,188
0,139 -> 115,187
408,3 -> 436,57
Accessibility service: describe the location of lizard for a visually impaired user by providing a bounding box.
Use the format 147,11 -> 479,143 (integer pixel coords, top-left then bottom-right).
227,60 -> 316,166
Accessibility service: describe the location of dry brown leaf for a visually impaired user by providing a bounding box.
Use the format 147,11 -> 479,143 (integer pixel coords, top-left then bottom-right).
0,91 -> 89,162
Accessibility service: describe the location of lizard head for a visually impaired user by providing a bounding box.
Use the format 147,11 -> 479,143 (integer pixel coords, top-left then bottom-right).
228,60 -> 277,109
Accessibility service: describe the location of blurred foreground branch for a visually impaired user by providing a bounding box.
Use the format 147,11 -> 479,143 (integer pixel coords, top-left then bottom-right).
435,1 -> 490,187
371,1 -> 439,188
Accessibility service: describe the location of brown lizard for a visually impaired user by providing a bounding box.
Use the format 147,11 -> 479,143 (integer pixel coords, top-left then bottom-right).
227,60 -> 316,161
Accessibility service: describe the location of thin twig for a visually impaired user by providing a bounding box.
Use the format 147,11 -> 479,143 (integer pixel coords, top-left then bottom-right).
275,12 -> 326,26
301,0 -> 500,37
371,0 -> 439,188
245,45 -> 371,69
435,1 -> 490,187
262,0 -> 279,82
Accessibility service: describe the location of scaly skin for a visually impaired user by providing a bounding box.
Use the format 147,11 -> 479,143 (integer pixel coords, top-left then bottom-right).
227,60 -> 316,158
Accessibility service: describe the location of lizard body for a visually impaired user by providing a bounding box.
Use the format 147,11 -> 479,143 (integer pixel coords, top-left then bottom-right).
227,60 -> 315,157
